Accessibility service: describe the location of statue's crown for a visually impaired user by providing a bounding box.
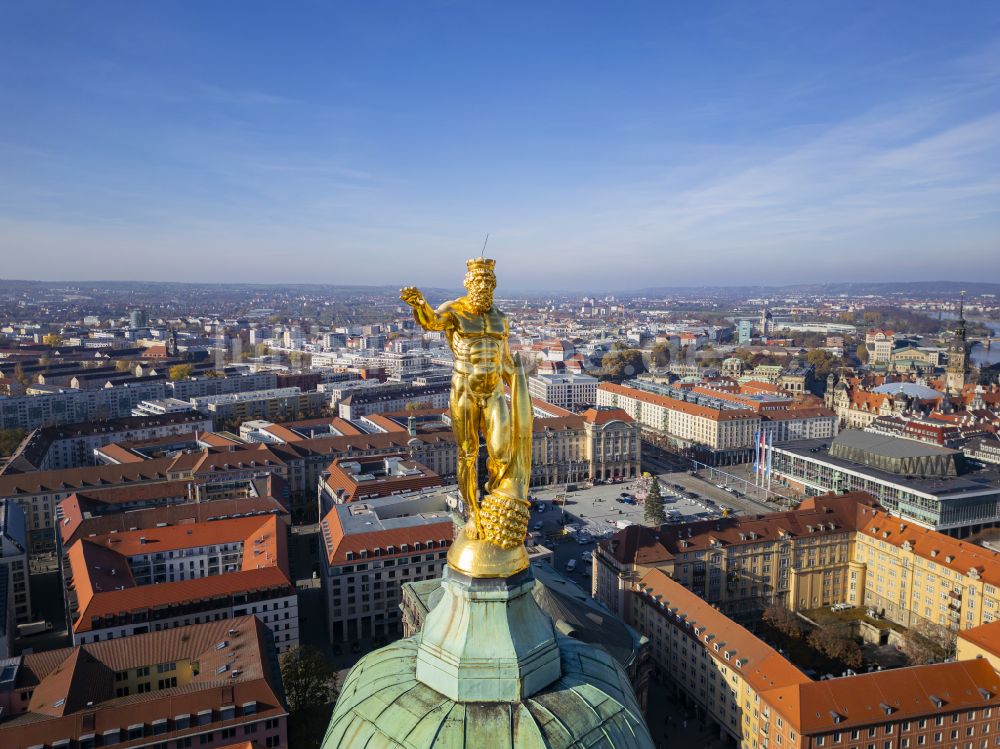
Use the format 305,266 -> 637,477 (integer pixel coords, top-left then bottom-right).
466,257 -> 496,272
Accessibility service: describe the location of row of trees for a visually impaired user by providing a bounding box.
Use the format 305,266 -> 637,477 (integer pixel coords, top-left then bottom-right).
762,605 -> 863,668
764,604 -> 957,670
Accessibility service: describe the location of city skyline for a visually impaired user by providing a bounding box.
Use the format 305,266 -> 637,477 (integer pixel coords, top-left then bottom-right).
2,2 -> 999,289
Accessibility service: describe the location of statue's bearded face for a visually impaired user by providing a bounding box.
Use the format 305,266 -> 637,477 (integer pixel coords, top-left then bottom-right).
465,269 -> 496,313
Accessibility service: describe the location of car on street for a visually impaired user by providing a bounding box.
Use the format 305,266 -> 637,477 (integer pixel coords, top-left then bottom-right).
566,559 -> 577,572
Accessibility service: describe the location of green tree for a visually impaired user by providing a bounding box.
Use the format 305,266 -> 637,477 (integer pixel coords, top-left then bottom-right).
0,428 -> 27,457
115,359 -> 135,373
601,348 -> 646,382
13,363 -> 28,387
280,646 -> 338,748
855,343 -> 869,364
168,364 -> 194,381
650,342 -> 671,367
643,477 -> 666,526
42,333 -> 64,347
733,348 -> 755,367
805,349 -> 838,379
289,351 -> 314,369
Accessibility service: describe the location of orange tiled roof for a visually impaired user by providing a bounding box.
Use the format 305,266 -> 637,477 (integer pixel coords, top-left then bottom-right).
856,505 -> 1000,586
0,617 -> 285,747
598,382 -> 758,422
67,514 -> 290,633
59,496 -> 287,547
762,659 -> 1000,733
581,407 -> 634,426
637,569 -> 810,694
0,457 -> 176,497
958,620 -> 1000,657
321,504 -> 453,565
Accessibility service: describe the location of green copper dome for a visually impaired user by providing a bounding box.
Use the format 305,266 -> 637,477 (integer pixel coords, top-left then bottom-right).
322,634 -> 653,748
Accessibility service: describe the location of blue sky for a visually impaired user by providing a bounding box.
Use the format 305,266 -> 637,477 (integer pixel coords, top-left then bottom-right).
1,2 -> 999,291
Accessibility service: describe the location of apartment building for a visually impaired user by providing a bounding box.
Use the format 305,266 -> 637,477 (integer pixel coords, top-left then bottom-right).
761,407 -> 838,443
0,380 -> 167,431
598,381 -> 760,463
594,493 -> 868,620
165,370 -> 278,400
190,387 -> 327,424
0,412 -> 214,472
337,382 -> 450,419
58,496 -> 288,552
63,512 -> 298,652
598,490 -> 1000,638
528,373 -> 599,410
0,616 -> 288,749
0,456 -> 179,553
631,568 -> 1000,749
0,500 -> 30,629
318,492 -> 454,643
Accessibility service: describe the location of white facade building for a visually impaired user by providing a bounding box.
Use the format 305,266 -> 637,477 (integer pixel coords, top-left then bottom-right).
528,373 -> 599,410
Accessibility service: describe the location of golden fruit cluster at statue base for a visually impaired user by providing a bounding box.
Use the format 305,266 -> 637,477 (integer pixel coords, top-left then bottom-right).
478,491 -> 531,550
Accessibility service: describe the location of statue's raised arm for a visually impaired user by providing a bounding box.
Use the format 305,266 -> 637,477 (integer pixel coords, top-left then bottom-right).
400,286 -> 455,332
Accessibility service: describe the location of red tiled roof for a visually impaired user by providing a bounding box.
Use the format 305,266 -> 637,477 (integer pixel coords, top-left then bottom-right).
67,514 -> 291,633
856,505 -> 1000,587
637,569 -> 810,694
763,659 -> 1000,733
0,617 -> 285,748
323,456 -> 443,501
0,457 -> 176,497
59,496 -> 287,547
321,505 -> 453,565
581,407 -> 634,426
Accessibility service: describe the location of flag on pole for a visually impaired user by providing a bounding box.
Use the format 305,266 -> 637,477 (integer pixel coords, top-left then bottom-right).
766,431 -> 774,490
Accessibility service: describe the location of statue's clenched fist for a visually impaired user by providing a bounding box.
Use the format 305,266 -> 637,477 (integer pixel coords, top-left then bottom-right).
400,286 -> 425,308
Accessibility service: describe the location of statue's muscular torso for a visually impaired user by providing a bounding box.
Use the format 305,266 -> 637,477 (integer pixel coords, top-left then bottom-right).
442,302 -> 510,398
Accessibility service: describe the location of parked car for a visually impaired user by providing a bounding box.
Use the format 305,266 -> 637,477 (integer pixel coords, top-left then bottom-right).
566,559 -> 578,572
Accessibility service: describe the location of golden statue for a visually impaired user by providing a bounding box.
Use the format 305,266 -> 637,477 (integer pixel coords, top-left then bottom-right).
401,258 -> 532,577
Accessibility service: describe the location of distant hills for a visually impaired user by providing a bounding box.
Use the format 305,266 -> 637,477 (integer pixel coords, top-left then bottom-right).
629,281 -> 1000,298
1,277 -> 998,300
